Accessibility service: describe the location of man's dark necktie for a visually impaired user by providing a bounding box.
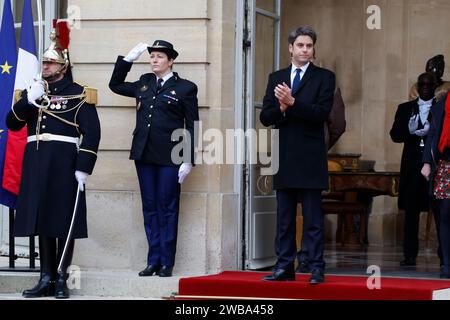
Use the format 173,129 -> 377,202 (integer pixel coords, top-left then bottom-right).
292,68 -> 302,93
156,78 -> 163,91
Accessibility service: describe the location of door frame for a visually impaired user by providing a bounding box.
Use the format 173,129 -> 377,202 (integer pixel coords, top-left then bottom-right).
237,0 -> 281,270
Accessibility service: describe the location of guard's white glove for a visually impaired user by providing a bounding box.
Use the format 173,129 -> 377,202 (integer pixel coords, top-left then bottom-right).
414,120 -> 430,137
27,80 -> 45,105
75,171 -> 89,191
124,42 -> 149,63
178,163 -> 192,184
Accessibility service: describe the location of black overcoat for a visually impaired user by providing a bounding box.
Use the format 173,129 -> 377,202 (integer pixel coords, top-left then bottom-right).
390,99 -> 431,211
6,76 -> 101,239
423,92 -> 449,196
260,63 -> 335,190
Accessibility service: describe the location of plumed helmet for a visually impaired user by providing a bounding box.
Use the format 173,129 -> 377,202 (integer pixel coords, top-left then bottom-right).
43,20 -> 70,66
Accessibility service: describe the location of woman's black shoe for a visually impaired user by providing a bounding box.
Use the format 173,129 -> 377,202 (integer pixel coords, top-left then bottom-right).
138,265 -> 161,277
158,266 -> 173,277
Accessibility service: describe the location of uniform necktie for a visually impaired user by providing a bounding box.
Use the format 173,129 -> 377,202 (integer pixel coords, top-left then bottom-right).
156,78 -> 163,91
292,68 -> 302,93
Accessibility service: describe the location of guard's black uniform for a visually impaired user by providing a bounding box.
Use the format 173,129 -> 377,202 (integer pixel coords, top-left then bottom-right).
6,76 -> 101,239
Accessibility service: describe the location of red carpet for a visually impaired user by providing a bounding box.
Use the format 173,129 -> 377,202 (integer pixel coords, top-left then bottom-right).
178,271 -> 450,300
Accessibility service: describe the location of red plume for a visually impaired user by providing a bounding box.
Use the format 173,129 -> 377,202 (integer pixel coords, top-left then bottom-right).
56,21 -> 70,50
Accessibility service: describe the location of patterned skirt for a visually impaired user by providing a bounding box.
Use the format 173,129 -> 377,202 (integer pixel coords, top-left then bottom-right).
434,160 -> 450,200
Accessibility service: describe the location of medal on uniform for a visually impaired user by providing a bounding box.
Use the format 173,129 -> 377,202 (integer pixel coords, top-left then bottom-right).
140,85 -> 149,92
171,90 -> 176,95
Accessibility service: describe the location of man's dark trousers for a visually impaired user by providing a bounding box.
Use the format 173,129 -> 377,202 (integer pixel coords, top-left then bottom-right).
276,188 -> 325,271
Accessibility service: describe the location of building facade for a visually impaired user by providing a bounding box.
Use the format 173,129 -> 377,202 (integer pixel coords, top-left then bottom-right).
1,0 -> 449,275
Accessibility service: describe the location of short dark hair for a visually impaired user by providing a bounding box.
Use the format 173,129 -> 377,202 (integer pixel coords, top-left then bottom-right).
288,26 -> 317,45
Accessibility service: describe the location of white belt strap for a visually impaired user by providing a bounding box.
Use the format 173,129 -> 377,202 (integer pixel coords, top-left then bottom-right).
27,134 -> 79,145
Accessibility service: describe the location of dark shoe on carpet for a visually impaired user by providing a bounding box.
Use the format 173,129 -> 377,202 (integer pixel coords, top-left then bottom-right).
139,265 -> 161,277
309,269 -> 325,285
295,260 -> 311,274
158,266 -> 173,277
263,268 -> 295,281
400,258 -> 416,267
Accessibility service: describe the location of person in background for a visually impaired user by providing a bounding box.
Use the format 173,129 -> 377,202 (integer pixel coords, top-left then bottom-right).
391,72 -> 438,267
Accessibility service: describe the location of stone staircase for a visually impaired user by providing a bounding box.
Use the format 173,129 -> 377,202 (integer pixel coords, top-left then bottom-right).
0,269 -> 201,299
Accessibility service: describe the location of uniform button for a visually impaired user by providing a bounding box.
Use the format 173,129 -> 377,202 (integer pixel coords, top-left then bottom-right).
43,116 -> 47,119
42,125 -> 46,129
147,124 -> 151,127
149,115 -> 152,118
150,105 -> 154,109
153,96 -> 156,100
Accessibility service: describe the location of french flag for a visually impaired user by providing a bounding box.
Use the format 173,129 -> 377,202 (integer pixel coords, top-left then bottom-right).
2,0 -> 37,195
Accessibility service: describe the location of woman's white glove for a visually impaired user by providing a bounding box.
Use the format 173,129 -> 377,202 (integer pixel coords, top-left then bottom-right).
178,163 -> 192,184
27,80 -> 45,105
124,43 -> 149,63
75,171 -> 89,191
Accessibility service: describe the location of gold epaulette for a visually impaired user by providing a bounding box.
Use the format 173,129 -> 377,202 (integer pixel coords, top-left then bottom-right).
14,90 -> 23,104
83,87 -> 98,105
75,82 -> 98,105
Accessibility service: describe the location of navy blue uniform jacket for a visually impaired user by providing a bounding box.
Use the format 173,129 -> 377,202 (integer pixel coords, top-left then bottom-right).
109,56 -> 199,166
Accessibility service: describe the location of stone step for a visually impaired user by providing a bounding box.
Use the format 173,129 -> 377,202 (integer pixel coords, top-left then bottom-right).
0,269 -> 199,299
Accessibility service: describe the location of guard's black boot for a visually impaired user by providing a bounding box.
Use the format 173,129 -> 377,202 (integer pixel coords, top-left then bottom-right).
22,274 -> 55,298
23,236 -> 57,298
55,238 -> 75,299
55,273 -> 70,299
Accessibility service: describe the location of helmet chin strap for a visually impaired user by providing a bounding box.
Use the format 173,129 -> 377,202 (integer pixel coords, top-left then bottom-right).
43,63 -> 68,83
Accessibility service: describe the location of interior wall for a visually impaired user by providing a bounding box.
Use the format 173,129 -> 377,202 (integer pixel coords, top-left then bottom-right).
281,0 -> 450,171
280,0 -> 450,245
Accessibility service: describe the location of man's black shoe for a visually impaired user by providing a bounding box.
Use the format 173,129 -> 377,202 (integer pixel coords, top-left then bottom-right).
138,265 -> 161,277
309,269 -> 325,285
295,261 -> 311,274
400,258 -> 416,267
158,266 -> 173,277
22,277 -> 55,298
262,268 -> 295,281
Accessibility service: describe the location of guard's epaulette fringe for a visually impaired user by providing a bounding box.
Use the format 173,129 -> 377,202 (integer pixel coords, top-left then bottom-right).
14,90 -> 23,104
75,82 -> 98,105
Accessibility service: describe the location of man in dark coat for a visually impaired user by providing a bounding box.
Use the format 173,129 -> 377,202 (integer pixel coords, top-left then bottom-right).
260,26 -> 335,284
6,28 -> 101,299
390,72 -> 437,267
